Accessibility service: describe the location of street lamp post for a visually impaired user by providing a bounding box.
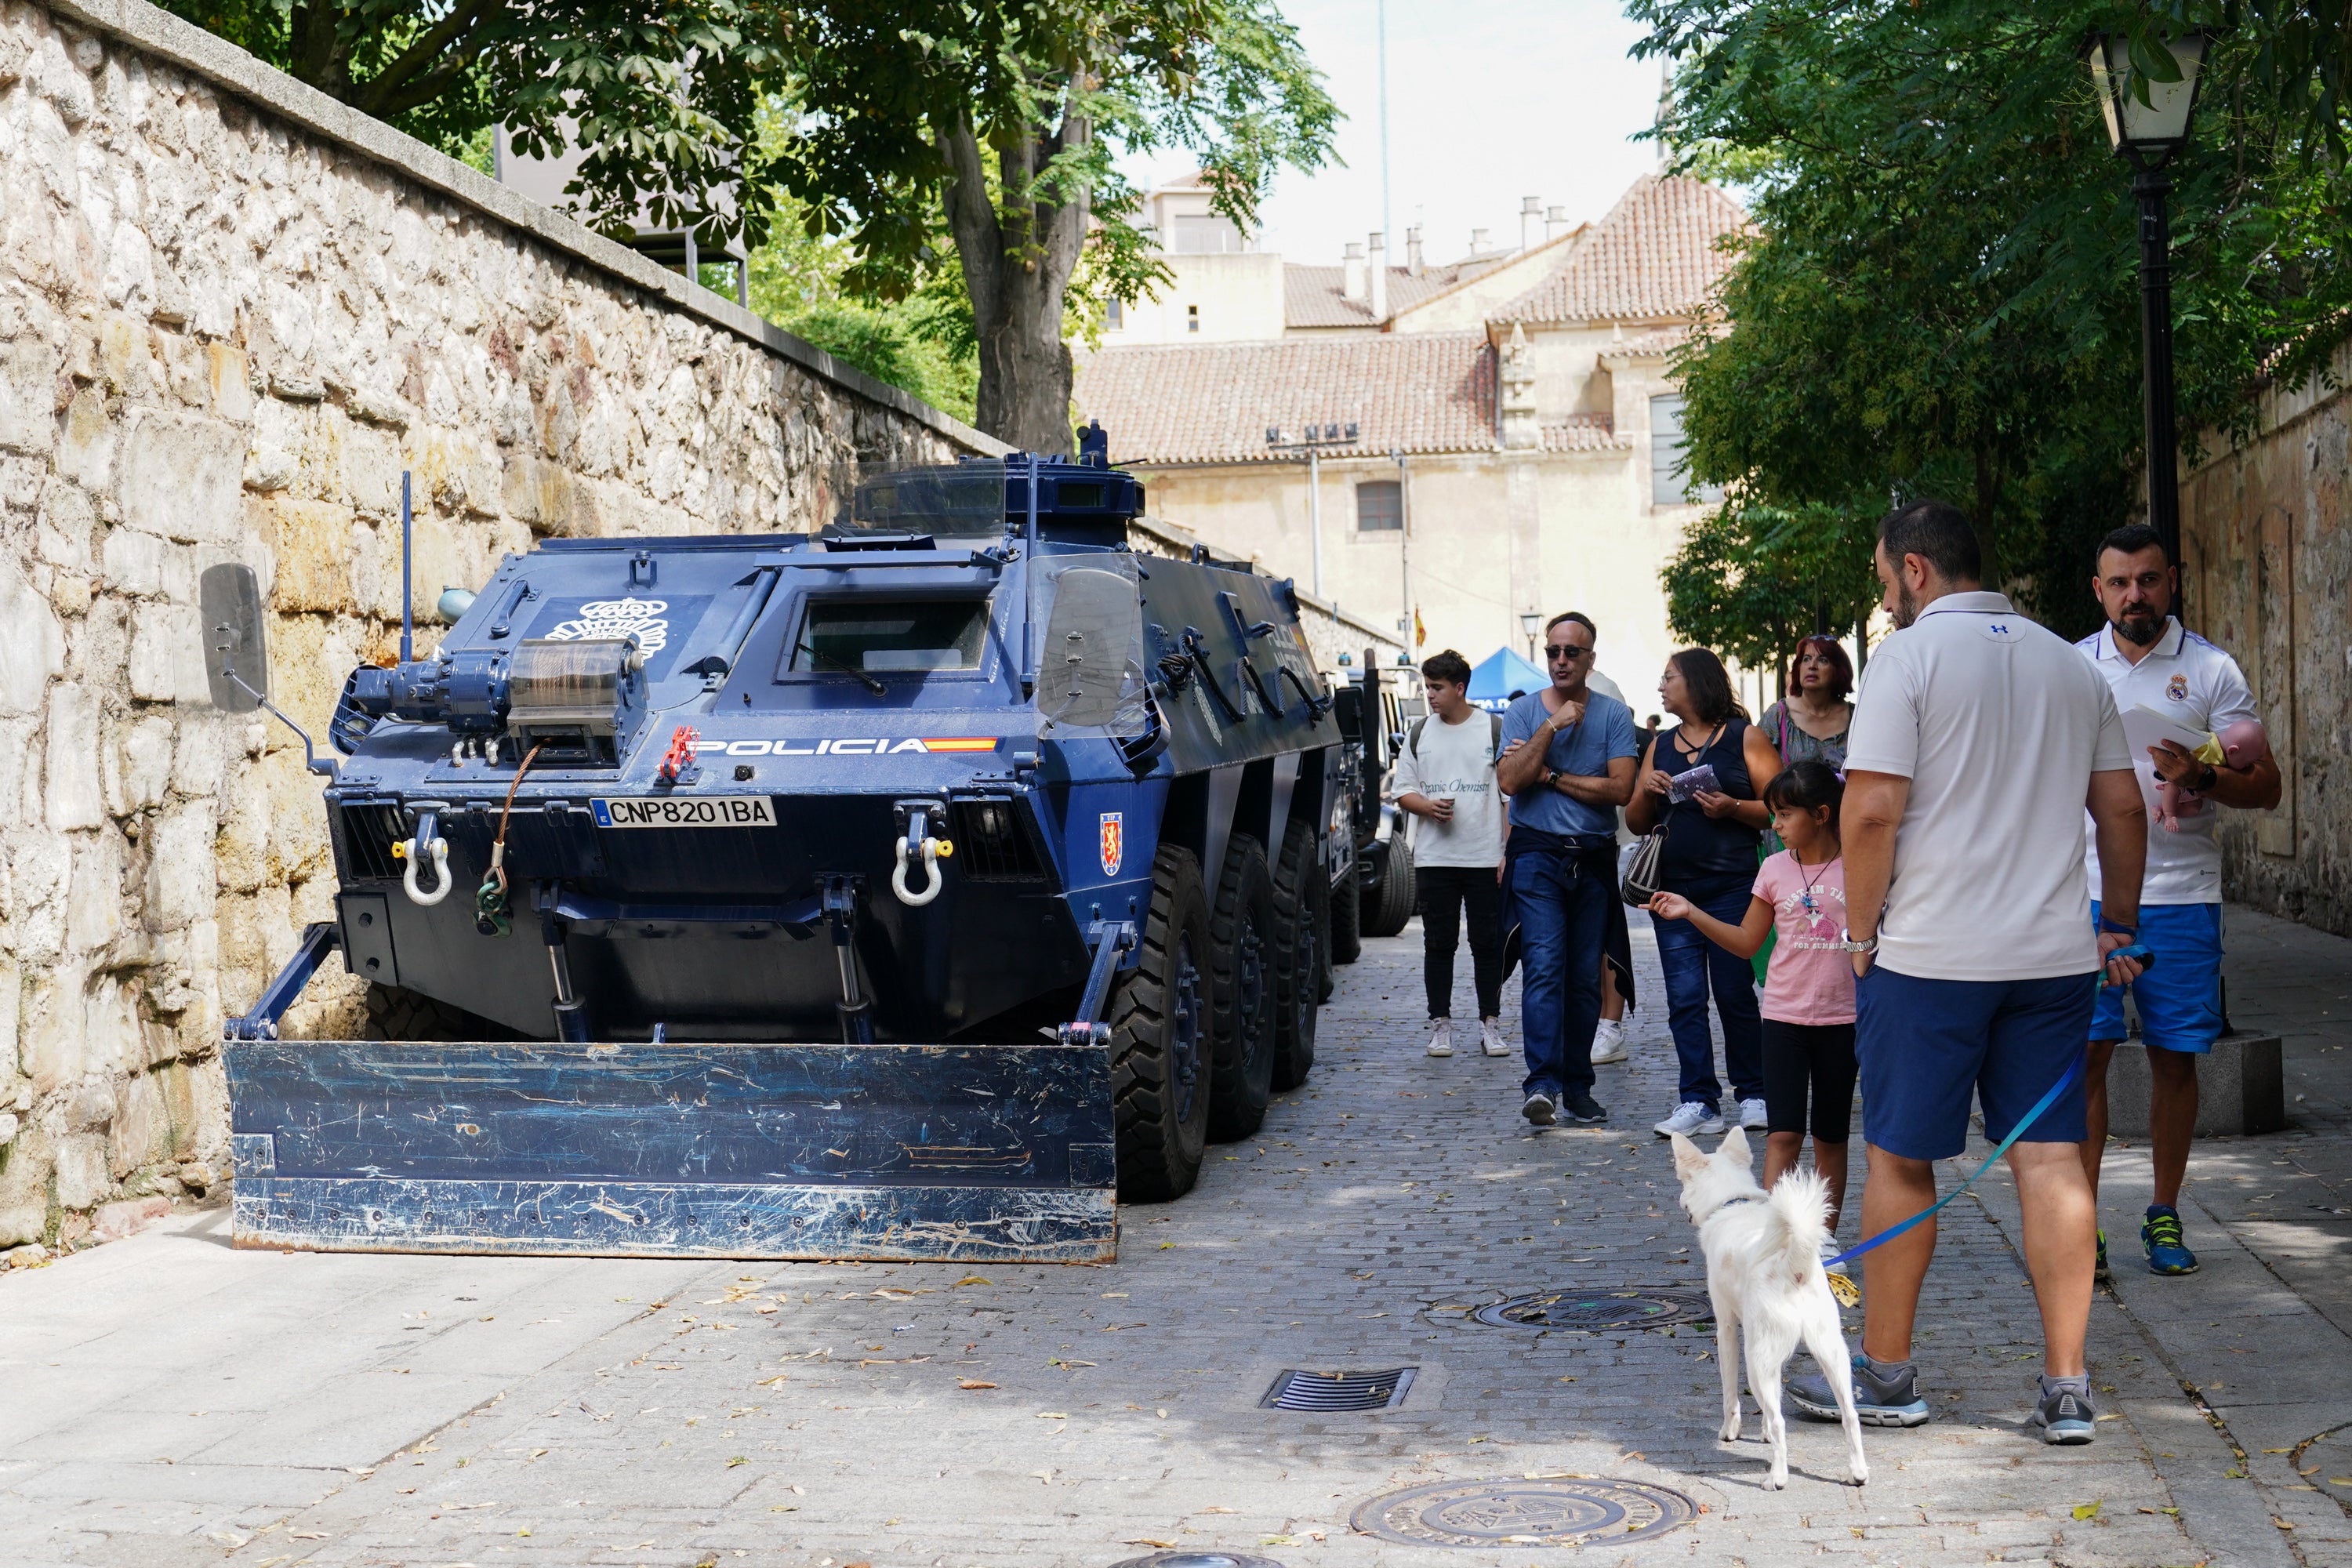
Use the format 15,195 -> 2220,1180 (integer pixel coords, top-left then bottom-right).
2085,29 -> 2210,575
1519,612 -> 1542,662
1265,423 -> 1360,597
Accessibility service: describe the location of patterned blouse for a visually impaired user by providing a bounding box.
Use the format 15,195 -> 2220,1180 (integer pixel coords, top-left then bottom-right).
1760,699 -> 1851,855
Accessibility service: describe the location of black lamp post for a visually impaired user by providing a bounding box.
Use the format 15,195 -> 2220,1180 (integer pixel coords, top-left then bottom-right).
2085,30 -> 2210,574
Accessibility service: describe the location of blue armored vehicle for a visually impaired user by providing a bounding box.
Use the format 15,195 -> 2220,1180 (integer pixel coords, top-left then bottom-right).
209,427 -> 1359,1262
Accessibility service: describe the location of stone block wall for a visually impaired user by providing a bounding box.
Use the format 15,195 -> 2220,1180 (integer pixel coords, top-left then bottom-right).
0,0 -> 996,1253
2181,336 -> 2352,938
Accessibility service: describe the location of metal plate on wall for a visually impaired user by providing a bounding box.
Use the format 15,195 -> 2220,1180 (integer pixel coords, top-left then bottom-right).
1348,1476 -> 1700,1549
1471,1288 -> 1713,1330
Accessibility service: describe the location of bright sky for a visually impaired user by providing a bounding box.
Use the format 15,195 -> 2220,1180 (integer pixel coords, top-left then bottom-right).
1122,0 -> 1667,267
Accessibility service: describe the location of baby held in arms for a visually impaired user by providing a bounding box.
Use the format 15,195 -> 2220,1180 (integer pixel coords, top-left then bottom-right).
2154,717 -> 2269,832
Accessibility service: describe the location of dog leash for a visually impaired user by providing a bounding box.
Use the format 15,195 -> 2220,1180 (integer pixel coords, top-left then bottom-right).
1819,944 -> 2151,1272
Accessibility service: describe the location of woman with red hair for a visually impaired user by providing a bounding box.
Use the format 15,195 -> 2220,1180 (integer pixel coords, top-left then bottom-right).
1762,636 -> 1854,779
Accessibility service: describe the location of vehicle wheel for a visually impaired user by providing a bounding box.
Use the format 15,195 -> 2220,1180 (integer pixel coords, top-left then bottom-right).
1206,836 -> 1277,1142
1269,818 -> 1326,1091
1110,845 -> 1214,1203
1362,835 -> 1417,938
1327,847 -> 1363,967
362,982 -> 517,1043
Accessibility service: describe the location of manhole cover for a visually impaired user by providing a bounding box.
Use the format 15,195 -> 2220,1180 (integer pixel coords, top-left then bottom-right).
1109,1555 -> 1286,1568
1350,1476 -> 1699,1548
1471,1288 -> 1712,1330
1261,1367 -> 1415,1411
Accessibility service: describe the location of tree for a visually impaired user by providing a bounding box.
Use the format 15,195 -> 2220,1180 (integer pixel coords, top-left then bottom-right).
1632,0 -> 2352,644
775,0 -> 1339,452
158,0 -> 786,249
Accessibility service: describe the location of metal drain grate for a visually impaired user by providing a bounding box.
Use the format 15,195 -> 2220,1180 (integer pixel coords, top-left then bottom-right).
1260,1367 -> 1416,1411
1351,1476 -> 1700,1548
1470,1288 -> 1713,1331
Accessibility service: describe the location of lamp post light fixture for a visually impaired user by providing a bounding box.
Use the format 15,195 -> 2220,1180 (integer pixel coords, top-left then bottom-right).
2085,28 -> 2210,576
1265,421 -> 1359,597
1519,612 -> 1542,660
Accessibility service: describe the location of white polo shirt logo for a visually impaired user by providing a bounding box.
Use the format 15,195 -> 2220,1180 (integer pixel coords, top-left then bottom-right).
1979,620 -> 2020,643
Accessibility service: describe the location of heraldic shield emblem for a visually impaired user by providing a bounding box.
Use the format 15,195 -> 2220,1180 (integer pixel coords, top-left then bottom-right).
1099,811 -> 1123,877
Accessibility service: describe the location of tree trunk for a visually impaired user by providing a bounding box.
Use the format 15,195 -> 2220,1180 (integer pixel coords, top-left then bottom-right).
938,87 -> 1091,455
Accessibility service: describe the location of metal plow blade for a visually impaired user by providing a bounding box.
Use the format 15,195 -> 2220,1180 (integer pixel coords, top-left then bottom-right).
224,1040 -> 1116,1263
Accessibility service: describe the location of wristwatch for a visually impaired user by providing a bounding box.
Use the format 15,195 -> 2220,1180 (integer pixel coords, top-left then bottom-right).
1541,767 -> 1560,789
1839,927 -> 1878,954
2194,762 -> 2220,793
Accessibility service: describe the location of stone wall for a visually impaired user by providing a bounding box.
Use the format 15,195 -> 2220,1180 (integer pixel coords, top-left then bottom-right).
0,0 -> 998,1255
2181,336 -> 2352,938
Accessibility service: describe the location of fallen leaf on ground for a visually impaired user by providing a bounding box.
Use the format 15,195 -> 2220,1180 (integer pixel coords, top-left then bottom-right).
1125,1541 -> 1178,1549
289,1532 -> 327,1541
954,1276 -> 990,1287
958,1380 -> 998,1389
728,1456 -> 749,1467
2072,1501 -> 2101,1520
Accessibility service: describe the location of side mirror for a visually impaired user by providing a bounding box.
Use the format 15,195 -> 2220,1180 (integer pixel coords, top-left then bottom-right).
200,562 -> 268,713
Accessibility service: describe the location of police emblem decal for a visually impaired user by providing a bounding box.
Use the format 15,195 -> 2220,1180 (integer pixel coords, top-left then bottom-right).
1099,812 -> 1123,877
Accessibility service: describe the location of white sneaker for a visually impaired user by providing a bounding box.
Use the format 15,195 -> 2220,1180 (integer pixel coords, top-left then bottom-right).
1820,1236 -> 1849,1277
1479,1018 -> 1511,1057
1653,1102 -> 1726,1138
1588,1018 -> 1628,1065
1738,1097 -> 1769,1130
1426,1021 -> 1454,1058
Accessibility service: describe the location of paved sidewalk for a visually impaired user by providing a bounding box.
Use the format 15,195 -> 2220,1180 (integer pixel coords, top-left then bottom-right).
1,908 -> 2347,1566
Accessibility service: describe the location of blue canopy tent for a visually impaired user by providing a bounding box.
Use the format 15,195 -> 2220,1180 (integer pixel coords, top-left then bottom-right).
1466,647 -> 1546,712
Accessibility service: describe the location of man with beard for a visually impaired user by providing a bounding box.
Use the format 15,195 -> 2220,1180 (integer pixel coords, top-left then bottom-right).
1786,499 -> 2147,1446
2074,524 -> 2281,1278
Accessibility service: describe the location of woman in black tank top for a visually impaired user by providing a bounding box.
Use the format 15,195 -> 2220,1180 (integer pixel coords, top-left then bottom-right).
1624,649 -> 1784,1132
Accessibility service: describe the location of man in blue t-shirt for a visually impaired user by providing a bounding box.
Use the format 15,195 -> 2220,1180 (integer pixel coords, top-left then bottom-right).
1494,612 -> 1642,1125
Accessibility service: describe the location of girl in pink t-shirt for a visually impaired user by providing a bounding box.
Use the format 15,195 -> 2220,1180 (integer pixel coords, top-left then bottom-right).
1649,760 -> 1856,1242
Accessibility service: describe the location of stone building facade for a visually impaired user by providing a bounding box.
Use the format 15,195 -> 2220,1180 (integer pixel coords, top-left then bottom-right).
2181,336 -> 2352,937
0,0 -> 996,1254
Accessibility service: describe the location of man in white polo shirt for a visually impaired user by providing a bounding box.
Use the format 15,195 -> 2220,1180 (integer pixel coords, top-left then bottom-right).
1787,500 -> 2147,1447
2075,524 -> 2281,1279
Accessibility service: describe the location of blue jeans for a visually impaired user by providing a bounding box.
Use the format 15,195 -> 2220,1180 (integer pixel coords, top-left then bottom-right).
1650,887 -> 1765,1112
1509,840 -> 1606,1103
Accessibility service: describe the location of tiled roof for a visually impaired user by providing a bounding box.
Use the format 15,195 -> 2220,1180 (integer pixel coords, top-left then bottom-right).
1599,325 -> 1694,359
1283,265 -> 1467,328
1501,176 -> 1747,325
1540,415 -> 1625,452
1073,332 -> 1497,464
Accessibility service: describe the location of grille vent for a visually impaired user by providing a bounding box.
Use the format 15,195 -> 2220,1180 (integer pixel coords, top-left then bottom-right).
953,797 -> 1045,880
334,802 -> 406,881
1259,1367 -> 1416,1412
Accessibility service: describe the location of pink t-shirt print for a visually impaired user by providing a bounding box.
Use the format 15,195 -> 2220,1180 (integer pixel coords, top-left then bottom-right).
1751,851 -> 1858,1025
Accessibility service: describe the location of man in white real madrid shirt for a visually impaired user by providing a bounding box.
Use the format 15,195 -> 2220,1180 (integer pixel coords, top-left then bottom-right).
2076,524 -> 2281,1279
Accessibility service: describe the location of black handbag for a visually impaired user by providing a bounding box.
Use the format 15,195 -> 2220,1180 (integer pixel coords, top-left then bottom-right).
1620,817 -> 1668,906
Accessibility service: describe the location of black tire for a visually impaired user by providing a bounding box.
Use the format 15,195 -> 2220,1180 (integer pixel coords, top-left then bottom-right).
1269,818 -> 1327,1092
362,982 -> 518,1042
1205,836 -> 1277,1142
1111,846 -> 1214,1203
1362,834 -> 1417,938
1327,847 -> 1363,967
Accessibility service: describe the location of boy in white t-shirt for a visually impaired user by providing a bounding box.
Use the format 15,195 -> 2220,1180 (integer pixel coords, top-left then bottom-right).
1390,650 -> 1509,1058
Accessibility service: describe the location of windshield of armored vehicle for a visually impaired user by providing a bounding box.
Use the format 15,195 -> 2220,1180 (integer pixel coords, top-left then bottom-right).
827,459 -> 1008,539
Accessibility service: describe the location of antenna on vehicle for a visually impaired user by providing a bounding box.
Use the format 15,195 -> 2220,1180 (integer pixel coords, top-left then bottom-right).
400,470 -> 414,663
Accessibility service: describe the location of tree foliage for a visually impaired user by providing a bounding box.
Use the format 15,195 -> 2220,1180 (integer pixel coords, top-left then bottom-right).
159,0 -> 786,248
773,0 -> 1339,450
1633,0 -> 2352,648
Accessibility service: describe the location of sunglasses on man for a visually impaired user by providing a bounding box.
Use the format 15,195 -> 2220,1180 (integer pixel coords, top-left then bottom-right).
1547,644 -> 1594,661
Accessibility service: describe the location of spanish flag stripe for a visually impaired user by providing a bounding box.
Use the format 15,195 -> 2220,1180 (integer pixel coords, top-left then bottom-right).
920,738 -> 1000,752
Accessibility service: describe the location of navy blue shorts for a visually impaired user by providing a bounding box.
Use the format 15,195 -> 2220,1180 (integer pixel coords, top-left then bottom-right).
2089,900 -> 2223,1053
1855,966 -> 2096,1161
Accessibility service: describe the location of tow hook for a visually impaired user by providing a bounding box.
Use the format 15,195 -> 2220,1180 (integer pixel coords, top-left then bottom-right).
395,808 -> 452,906
889,804 -> 955,907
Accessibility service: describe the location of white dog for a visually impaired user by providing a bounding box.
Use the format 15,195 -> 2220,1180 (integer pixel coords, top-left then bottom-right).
1671,1126 -> 1868,1490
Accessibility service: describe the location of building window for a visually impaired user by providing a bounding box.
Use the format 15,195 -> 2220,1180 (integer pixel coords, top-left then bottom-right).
1106,297 -> 1123,330
1650,394 -> 1725,506
1185,304 -> 1200,334
1356,481 -> 1403,532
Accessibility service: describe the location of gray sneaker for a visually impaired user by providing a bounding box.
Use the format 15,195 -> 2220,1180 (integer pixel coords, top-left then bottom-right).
2032,1376 -> 2096,1444
1521,1091 -> 1557,1127
1788,1353 -> 1932,1428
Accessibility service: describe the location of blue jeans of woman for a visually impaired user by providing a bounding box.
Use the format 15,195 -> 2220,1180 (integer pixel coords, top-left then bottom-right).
1650,887 -> 1765,1113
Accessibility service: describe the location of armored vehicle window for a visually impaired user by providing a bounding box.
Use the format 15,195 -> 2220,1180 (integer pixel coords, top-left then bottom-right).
787,598 -> 992,676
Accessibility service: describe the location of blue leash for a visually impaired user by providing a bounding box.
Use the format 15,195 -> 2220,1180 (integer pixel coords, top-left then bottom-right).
1819,944 -> 2150,1272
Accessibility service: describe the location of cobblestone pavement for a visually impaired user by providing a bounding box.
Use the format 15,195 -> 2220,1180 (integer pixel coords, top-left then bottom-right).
4,911 -> 2349,1568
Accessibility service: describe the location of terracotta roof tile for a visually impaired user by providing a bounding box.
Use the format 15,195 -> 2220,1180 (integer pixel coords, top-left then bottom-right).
1502,175 -> 1747,325
1540,415 -> 1625,452
1283,264 -> 1467,328
1074,333 -> 1497,464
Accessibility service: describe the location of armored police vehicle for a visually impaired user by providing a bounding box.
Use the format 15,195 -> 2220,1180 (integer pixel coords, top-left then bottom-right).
209,429 -> 1359,1263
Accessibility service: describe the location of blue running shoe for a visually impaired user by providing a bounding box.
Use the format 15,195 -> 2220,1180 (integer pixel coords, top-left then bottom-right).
2033,1376 -> 2097,1444
2142,1205 -> 2199,1275
1788,1354 -> 1932,1428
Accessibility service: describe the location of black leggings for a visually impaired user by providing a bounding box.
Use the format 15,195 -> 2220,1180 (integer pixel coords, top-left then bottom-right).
1417,865 -> 1504,1020
1761,1019 -> 1857,1142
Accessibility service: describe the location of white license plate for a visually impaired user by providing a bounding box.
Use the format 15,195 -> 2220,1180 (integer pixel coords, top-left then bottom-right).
591,797 -> 777,829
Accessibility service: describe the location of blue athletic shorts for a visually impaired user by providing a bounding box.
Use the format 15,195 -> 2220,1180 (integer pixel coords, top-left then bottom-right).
2089,900 -> 2222,1054
1855,966 -> 2095,1161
